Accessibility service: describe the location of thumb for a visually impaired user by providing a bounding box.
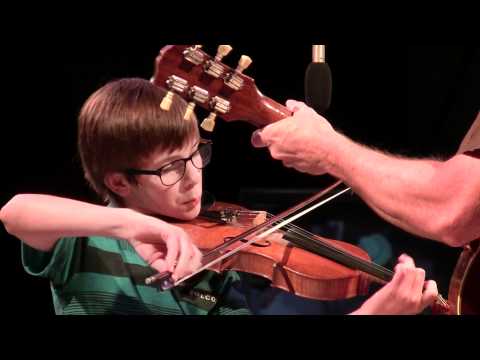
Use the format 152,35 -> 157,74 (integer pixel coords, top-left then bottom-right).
286,99 -> 305,113
149,258 -> 170,274
251,129 -> 269,148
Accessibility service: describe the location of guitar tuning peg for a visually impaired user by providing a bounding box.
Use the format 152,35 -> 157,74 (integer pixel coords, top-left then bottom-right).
160,91 -> 175,111
224,56 -> 252,90
184,102 -> 196,121
184,46 -> 205,65
201,112 -> 217,132
215,45 -> 233,62
235,55 -> 252,74
161,76 -> 189,111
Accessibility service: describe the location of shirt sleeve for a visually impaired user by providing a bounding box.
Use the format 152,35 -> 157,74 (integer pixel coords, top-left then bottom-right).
21,237 -> 78,286
464,149 -> 480,159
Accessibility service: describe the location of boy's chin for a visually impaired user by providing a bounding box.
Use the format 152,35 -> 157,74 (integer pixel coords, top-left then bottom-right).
176,205 -> 201,221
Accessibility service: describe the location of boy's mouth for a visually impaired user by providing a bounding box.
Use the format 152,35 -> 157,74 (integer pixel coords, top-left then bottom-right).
182,197 -> 200,208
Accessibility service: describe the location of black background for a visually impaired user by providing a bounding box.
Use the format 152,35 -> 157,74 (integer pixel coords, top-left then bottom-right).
1,42 -> 479,314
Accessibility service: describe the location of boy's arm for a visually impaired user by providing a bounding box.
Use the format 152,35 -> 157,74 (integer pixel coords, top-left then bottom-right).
0,194 -> 202,278
0,194 -> 133,252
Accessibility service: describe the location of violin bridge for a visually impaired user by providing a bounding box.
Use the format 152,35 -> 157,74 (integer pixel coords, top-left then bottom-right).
218,209 -> 268,228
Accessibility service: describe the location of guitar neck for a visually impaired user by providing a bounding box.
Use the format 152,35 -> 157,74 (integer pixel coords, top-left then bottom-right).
237,94 -> 292,128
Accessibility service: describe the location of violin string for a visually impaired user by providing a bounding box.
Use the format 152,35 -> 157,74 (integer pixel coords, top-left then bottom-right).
265,213 -> 394,279
200,212 -> 449,307
201,184 -> 349,260
262,214 -> 448,307
208,207 -> 394,279
201,215 -> 393,281
216,210 -> 448,307
169,185 -> 352,288
200,188 -> 353,263
277,219 -> 448,306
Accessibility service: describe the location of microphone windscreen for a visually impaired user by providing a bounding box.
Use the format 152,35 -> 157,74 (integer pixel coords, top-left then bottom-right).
305,62 -> 332,115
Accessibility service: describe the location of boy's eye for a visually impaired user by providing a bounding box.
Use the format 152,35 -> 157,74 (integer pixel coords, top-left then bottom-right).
162,160 -> 184,173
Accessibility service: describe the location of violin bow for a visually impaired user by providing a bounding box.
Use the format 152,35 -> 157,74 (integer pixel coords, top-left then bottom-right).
146,181 -> 350,289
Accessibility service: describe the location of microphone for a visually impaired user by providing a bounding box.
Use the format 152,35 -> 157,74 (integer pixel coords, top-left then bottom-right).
305,45 -> 332,115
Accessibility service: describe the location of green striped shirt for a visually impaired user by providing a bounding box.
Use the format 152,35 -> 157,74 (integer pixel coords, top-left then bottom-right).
22,236 -> 251,315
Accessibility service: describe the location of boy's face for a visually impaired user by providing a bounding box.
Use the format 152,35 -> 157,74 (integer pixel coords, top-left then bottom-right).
125,137 -> 203,221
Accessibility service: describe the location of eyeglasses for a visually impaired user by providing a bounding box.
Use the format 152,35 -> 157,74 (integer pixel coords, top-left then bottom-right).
125,140 -> 212,187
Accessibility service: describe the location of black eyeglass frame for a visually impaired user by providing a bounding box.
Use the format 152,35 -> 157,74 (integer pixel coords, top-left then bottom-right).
125,139 -> 212,187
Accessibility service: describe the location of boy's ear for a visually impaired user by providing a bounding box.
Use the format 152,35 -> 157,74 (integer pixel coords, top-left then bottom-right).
104,172 -> 134,198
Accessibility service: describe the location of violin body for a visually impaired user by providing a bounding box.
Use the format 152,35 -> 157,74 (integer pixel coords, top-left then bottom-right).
172,202 -> 373,301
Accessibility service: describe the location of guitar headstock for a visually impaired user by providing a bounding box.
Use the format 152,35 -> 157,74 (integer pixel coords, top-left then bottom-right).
151,45 -> 291,132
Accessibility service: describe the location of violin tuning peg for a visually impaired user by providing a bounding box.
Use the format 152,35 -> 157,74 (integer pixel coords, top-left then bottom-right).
201,112 -> 217,132
184,102 -> 196,121
160,91 -> 175,111
215,45 -> 233,62
236,55 -> 253,74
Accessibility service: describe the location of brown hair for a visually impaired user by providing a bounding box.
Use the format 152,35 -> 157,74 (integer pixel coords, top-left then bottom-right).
78,78 -> 199,202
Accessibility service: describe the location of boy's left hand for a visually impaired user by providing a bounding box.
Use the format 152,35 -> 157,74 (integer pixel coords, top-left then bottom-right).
351,254 -> 438,315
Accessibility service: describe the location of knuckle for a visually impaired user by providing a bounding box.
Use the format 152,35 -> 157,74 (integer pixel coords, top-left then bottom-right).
404,267 -> 415,275
398,293 -> 410,304
270,149 -> 281,160
395,264 -> 406,275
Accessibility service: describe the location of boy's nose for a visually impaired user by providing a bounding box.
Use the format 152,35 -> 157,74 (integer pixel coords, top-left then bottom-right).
183,161 -> 201,188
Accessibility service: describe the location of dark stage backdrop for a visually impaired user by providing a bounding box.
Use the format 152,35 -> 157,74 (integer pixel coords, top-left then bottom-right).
1,44 -> 479,314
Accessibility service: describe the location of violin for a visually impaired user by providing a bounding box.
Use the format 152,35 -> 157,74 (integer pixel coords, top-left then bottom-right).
145,182 -> 447,311
155,183 -> 378,301
150,44 -> 450,311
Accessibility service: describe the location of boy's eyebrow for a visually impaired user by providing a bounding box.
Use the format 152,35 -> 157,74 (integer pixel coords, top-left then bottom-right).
152,140 -> 201,168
